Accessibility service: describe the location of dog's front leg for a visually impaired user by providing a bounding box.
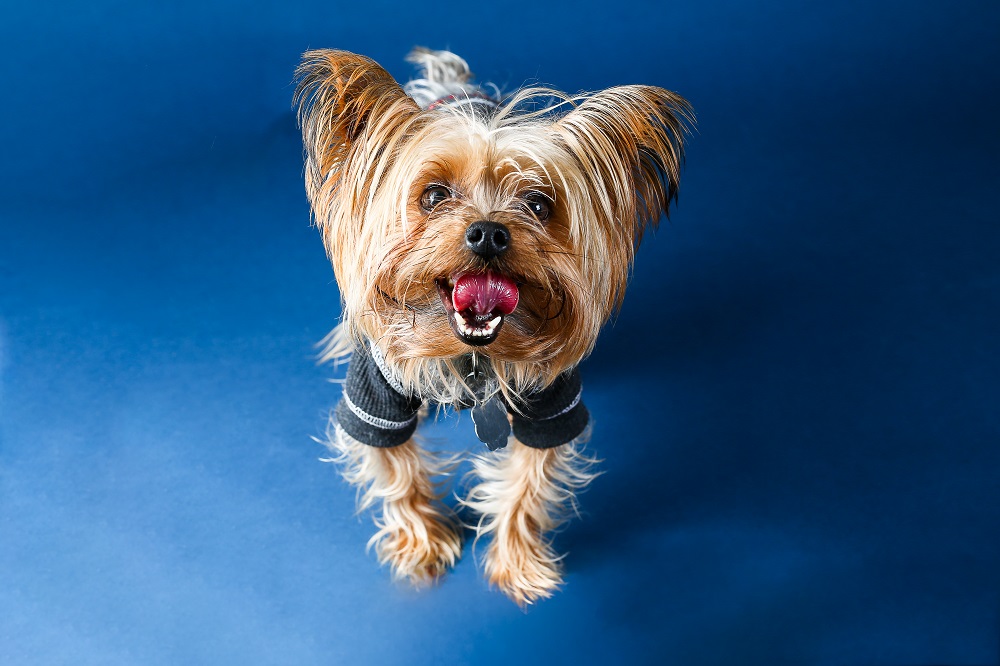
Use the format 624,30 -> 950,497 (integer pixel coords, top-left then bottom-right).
464,436 -> 598,606
327,426 -> 462,585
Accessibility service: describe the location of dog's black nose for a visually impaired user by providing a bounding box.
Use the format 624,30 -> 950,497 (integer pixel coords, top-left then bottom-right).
465,221 -> 511,259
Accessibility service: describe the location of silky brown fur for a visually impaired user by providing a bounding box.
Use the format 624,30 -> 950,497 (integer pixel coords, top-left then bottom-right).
463,435 -> 599,605
296,49 -> 691,402
296,48 -> 692,603
325,425 -> 462,585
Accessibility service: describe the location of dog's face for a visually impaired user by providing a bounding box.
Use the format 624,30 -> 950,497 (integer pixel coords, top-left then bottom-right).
296,51 -> 690,394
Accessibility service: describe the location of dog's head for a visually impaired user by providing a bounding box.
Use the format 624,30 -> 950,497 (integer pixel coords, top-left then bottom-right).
295,49 -> 692,396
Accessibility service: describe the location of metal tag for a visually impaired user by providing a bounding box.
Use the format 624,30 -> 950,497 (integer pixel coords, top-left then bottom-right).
471,396 -> 510,451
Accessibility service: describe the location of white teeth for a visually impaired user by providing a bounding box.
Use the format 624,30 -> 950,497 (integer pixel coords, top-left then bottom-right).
454,311 -> 502,338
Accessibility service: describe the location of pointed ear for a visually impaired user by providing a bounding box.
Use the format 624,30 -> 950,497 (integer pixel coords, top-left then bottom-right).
554,85 -> 693,244
293,50 -> 420,196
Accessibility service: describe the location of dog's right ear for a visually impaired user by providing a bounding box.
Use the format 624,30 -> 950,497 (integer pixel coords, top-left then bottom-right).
294,50 -> 420,199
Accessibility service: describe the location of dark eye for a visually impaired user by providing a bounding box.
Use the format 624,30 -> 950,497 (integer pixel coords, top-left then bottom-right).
522,192 -> 551,222
420,185 -> 452,211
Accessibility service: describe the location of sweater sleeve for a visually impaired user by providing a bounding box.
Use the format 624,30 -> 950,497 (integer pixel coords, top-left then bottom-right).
334,345 -> 422,448
509,368 -> 590,449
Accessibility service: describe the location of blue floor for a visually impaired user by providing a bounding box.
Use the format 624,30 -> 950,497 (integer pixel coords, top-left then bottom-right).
2,1 -> 999,664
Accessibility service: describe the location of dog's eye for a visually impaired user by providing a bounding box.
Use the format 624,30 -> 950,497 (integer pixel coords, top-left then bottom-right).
420,185 -> 452,211
522,192 -> 551,222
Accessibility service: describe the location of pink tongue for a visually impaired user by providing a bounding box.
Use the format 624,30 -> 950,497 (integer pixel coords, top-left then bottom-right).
452,272 -> 519,316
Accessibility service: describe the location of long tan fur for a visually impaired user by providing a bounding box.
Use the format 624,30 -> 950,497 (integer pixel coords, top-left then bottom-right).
463,436 -> 599,606
297,48 -> 692,604
295,49 -> 692,405
325,425 -> 462,584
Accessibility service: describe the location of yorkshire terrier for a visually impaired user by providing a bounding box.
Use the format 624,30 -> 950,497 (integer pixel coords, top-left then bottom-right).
294,47 -> 692,605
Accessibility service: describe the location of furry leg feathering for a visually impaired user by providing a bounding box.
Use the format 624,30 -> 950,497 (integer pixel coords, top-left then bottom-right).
325,424 -> 463,585
463,435 -> 599,606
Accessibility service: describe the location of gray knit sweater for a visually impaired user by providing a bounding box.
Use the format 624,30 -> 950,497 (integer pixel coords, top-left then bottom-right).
335,342 -> 590,449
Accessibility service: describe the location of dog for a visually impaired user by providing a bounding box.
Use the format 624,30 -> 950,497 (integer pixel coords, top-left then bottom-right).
294,47 -> 692,605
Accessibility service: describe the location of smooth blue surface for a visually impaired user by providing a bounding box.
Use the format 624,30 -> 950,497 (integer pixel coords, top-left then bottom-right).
2,1 -> 999,664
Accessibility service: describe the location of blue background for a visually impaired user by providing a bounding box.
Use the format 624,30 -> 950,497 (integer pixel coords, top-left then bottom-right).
2,1 -> 999,664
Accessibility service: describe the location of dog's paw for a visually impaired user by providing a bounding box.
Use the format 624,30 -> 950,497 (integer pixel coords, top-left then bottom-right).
372,497 -> 463,586
483,533 -> 563,606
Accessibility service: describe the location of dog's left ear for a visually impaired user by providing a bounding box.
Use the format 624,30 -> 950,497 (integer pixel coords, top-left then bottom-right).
554,86 -> 693,244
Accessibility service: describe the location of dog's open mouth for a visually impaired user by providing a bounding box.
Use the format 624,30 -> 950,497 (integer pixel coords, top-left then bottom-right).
436,271 -> 519,346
